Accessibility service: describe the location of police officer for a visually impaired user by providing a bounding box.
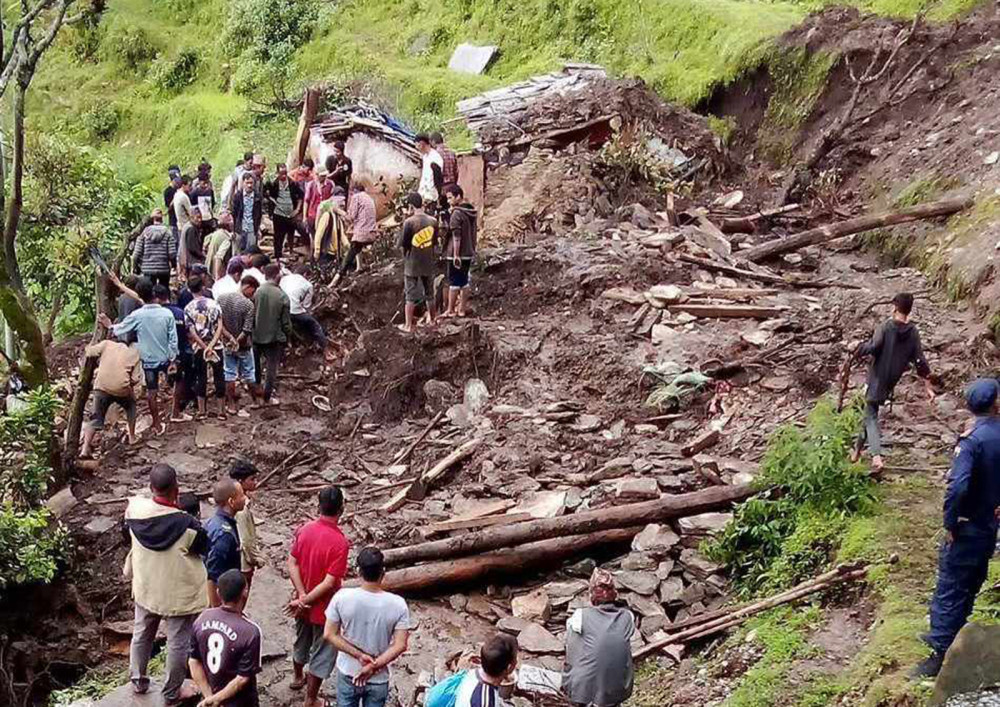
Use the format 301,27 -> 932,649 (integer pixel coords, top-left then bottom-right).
913,379 -> 1000,678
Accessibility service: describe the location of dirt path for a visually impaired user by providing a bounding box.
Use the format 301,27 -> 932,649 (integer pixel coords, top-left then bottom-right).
46,217 -> 993,706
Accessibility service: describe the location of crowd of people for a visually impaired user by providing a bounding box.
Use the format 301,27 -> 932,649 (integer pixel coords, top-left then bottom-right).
122,462 -> 635,707
82,131 -> 478,447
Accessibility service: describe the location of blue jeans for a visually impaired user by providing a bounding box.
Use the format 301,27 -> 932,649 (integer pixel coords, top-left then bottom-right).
926,527 -> 995,653
336,671 -> 390,707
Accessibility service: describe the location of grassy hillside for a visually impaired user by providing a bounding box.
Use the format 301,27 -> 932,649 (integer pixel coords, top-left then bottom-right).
30,0 -> 983,189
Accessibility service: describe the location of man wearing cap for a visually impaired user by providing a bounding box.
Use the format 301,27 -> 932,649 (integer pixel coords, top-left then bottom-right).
913,379 -> 1000,678
562,568 -> 635,707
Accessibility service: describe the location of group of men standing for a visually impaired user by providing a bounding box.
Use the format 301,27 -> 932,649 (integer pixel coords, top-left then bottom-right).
123,462 -> 637,707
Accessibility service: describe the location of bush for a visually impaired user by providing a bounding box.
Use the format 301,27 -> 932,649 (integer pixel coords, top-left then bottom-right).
81,102 -> 122,142
148,49 -> 199,94
706,398 -> 876,597
0,387 -> 69,594
224,0 -> 318,105
100,18 -> 158,71
19,133 -> 154,336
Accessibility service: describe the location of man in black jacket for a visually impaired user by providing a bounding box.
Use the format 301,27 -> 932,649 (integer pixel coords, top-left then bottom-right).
231,173 -> 262,254
442,185 -> 477,319
850,292 -> 935,472
264,164 -> 304,261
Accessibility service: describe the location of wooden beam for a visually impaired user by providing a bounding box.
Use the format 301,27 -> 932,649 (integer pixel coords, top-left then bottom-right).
381,483 -> 758,568
667,304 -> 784,319
742,195 -> 974,262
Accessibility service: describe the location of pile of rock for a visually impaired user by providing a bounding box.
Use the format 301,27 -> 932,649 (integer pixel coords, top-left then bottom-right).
470,520 -> 730,668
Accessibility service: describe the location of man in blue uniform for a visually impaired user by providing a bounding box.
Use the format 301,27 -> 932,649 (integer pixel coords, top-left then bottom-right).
913,379 -> 1000,678
204,478 -> 246,608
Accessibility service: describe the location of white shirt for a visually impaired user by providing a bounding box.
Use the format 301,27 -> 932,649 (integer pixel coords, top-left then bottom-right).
244,268 -> 265,285
172,190 -> 192,231
419,150 -> 444,202
212,275 -> 240,299
280,273 -> 313,315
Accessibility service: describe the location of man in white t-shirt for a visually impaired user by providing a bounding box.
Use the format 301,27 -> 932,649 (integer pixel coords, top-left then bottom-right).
212,259 -> 245,300
172,176 -> 194,235
280,266 -> 332,361
415,134 -> 444,207
323,547 -> 410,707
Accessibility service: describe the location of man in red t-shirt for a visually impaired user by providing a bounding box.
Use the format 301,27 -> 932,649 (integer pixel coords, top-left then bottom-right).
286,486 -> 350,707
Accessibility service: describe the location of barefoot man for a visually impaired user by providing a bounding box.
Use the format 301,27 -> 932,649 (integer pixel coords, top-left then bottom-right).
80,334 -> 142,457
397,193 -> 438,333
442,185 -> 477,318
849,292 -> 934,472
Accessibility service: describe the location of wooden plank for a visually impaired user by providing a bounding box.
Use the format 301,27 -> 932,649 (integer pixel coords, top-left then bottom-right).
666,304 -> 783,319
423,512 -> 534,537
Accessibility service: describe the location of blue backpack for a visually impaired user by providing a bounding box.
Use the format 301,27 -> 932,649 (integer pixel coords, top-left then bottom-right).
425,670 -> 466,707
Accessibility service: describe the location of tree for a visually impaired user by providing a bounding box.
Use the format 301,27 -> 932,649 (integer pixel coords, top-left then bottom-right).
0,0 -> 91,386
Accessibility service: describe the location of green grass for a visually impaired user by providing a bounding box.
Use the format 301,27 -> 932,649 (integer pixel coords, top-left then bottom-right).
724,606 -> 824,707
28,0 -> 990,188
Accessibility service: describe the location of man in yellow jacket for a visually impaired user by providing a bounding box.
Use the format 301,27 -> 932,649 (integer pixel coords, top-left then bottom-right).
125,463 -> 209,703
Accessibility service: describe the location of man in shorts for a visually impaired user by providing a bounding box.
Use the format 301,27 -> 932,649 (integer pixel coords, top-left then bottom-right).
218,275 -> 262,415
98,277 -> 178,435
189,569 -> 262,706
286,486 -> 350,707
397,193 -> 438,333
80,335 -> 142,457
442,185 -> 478,318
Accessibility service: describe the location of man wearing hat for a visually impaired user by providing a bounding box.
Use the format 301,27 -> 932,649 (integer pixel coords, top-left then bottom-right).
913,378 -> 1000,678
562,568 -> 635,707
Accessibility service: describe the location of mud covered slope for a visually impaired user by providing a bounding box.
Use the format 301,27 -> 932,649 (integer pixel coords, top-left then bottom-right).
707,6 -> 1000,322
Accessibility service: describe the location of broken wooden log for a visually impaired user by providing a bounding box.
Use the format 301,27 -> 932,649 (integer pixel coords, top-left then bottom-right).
634,562 -> 869,660
681,429 -> 721,457
380,438 -> 482,513
391,410 -> 446,465
378,528 -> 640,594
667,304 -> 784,319
741,195 -> 974,262
719,204 -> 802,234
381,483 -> 757,568
257,442 -> 311,489
677,253 -> 860,290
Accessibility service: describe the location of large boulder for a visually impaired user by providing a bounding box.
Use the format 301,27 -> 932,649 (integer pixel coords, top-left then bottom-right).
932,624 -> 1000,706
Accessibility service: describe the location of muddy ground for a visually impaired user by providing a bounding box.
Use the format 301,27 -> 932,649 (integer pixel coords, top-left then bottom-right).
12,6 -> 1000,703
21,206 -> 990,707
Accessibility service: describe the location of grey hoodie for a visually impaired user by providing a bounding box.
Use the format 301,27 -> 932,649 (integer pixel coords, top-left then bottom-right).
860,319 -> 930,403
133,223 -> 177,276
447,203 -> 478,260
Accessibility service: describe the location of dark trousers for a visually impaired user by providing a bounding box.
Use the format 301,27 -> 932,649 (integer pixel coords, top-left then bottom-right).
337,242 -> 368,277
147,272 -> 171,288
273,215 -> 295,260
253,342 -> 283,400
291,312 -> 327,348
926,529 -> 995,654
190,350 -> 225,399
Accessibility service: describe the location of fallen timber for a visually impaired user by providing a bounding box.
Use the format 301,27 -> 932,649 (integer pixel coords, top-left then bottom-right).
381,483 -> 757,568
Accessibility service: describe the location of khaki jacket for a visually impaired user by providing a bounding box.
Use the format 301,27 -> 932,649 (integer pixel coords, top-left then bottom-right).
125,496 -> 208,617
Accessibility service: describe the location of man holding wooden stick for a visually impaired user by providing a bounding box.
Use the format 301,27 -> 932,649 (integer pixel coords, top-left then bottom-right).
849,292 -> 934,473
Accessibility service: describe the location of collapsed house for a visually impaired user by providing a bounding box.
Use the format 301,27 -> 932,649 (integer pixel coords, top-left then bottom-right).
289,90 -> 485,217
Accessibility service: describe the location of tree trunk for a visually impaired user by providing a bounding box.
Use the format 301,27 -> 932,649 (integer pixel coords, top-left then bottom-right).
64,218 -> 149,467
381,483 -> 757,568
0,78 -> 47,386
376,527 -> 640,594
741,195 -> 974,263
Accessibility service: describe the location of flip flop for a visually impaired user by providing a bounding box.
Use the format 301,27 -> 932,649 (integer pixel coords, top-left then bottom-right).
289,677 -> 306,691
